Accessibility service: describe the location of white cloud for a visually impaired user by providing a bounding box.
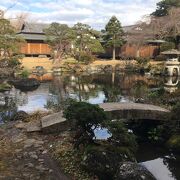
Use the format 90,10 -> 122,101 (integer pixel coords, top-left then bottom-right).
1,0 -> 161,29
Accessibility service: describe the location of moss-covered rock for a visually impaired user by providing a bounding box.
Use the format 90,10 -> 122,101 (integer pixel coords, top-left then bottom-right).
166,135 -> 180,152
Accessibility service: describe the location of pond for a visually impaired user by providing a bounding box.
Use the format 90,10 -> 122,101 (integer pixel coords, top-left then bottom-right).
0,72 -> 180,179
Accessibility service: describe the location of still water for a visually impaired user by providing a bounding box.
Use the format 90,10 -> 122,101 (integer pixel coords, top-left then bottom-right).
0,72 -> 180,180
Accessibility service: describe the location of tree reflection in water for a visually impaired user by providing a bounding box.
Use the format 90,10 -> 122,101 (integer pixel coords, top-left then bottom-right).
0,95 -> 17,123
45,73 -> 168,111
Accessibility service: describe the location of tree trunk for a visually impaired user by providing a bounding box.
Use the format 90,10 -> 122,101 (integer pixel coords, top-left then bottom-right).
113,47 -> 116,60
136,49 -> 140,58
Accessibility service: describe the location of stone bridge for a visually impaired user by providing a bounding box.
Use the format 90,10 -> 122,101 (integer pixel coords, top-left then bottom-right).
28,102 -> 171,134
99,102 -> 170,121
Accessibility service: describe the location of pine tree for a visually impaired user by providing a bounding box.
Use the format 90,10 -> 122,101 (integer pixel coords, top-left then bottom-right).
44,23 -> 74,61
0,18 -> 23,63
103,16 -> 125,60
152,0 -> 180,17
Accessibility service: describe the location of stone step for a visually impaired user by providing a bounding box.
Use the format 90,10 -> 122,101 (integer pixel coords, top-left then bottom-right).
40,112 -> 68,134
26,112 -> 68,134
27,120 -> 42,133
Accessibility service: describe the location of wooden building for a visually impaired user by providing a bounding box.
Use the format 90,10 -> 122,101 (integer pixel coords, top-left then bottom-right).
17,23 -> 51,56
120,40 -> 165,58
17,22 -> 164,59
120,26 -> 165,59
100,25 -> 164,59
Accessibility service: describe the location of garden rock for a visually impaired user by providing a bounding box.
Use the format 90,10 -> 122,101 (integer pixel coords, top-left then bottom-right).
114,162 -> 156,180
10,78 -> 40,91
41,112 -> 68,134
11,111 -> 29,121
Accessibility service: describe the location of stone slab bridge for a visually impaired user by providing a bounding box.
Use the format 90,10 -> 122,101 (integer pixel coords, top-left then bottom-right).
99,102 -> 170,121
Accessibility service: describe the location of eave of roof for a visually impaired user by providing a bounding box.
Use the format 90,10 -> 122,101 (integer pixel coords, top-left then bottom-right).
147,40 -> 166,43
17,33 -> 47,41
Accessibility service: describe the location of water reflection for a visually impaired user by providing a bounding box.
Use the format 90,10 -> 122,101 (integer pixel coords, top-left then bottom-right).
1,72 -> 179,118
0,92 -> 17,123
142,158 -> 175,180
136,143 -> 180,180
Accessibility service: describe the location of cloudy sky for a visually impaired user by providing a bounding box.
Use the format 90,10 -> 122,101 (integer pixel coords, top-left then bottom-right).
0,0 -> 160,29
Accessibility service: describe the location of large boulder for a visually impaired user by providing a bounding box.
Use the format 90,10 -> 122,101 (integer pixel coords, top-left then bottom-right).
10,78 -> 40,91
114,162 -> 156,180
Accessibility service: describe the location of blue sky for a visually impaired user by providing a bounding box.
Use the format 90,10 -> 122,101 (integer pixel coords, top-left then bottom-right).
0,0 -> 160,29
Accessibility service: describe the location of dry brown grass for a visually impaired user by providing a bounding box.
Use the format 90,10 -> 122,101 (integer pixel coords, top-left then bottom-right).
91,59 -> 137,67
20,57 -> 53,71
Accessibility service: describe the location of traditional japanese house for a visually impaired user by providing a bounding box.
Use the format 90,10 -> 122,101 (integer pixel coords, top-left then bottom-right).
17,23 -> 51,57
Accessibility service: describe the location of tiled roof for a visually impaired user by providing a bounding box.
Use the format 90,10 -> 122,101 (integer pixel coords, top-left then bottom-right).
20,22 -> 49,34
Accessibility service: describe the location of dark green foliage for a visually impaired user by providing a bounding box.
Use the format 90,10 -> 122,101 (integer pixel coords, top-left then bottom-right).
44,23 -> 74,60
103,16 -> 125,60
75,51 -> 93,64
20,70 -> 29,78
81,121 -> 138,180
160,42 -> 176,52
106,121 -> 138,155
0,96 -> 18,122
63,101 -> 108,148
138,102 -> 180,144
105,16 -> 124,46
167,135 -> 180,152
152,0 -> 180,17
8,57 -> 21,68
82,144 -> 132,180
73,23 -> 104,62
0,19 -> 24,67
148,87 -> 165,100
148,126 -> 164,142
171,102 -> 180,121
0,83 -> 11,92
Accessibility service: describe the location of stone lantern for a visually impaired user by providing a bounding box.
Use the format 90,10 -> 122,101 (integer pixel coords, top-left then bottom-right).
161,49 -> 180,76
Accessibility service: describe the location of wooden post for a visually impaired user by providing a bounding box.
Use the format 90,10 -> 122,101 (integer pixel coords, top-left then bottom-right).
40,44 -> 42,54
28,43 -> 30,54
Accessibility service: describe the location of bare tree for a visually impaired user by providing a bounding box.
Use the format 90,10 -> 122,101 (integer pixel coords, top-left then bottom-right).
10,12 -> 29,31
125,21 -> 154,57
126,7 -> 180,56
144,8 -> 180,46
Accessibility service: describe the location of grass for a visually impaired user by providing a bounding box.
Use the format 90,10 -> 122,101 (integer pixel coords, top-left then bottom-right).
0,83 -> 11,92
